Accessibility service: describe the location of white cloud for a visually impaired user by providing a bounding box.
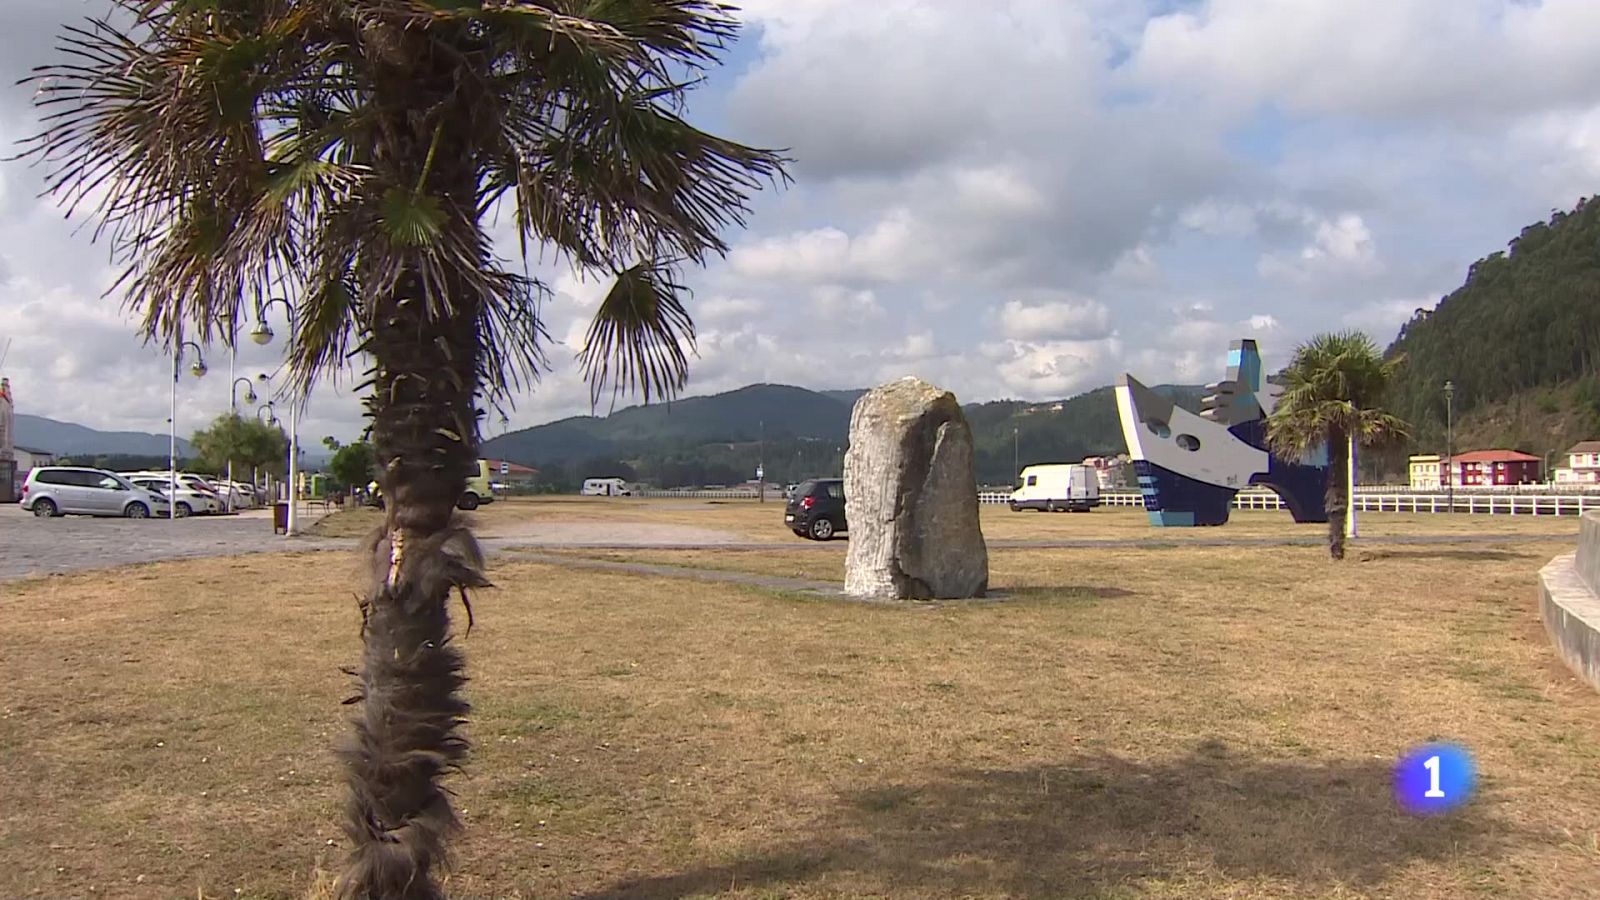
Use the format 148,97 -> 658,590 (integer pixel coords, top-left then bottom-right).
1133,0 -> 1600,123
1258,212 -> 1382,282
998,295 -> 1114,341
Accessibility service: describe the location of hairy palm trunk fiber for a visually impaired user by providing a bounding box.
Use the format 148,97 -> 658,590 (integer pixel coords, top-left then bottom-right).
1325,425 -> 1350,561
337,266 -> 485,900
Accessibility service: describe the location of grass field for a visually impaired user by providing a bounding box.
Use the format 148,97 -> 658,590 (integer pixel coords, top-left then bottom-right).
3,503 -> 1597,899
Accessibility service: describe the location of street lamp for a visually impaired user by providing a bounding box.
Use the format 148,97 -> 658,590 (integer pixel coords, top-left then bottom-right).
1444,380 -> 1456,512
224,377 -> 258,513
252,297 -> 300,536
170,339 -> 206,521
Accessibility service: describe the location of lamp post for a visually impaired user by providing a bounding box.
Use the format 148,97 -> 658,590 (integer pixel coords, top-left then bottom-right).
256,399 -> 280,502
1013,426 -> 1020,482
170,339 -> 207,521
1345,431 -> 1358,540
227,377 -> 257,513
251,298 -> 300,536
1444,380 -> 1456,512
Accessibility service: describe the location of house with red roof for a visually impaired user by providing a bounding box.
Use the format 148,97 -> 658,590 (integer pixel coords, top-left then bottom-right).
1447,449 -> 1542,487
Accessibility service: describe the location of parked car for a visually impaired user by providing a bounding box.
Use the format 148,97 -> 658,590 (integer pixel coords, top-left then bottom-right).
226,482 -> 260,509
123,470 -> 224,501
1009,463 -> 1101,512
20,466 -> 171,518
784,477 -> 847,540
459,460 -> 497,510
371,460 -> 500,511
126,476 -> 221,517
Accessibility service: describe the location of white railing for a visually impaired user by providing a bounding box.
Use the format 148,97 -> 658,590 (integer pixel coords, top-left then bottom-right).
1097,490 -> 1599,516
637,489 -> 762,500
636,487 -> 1600,515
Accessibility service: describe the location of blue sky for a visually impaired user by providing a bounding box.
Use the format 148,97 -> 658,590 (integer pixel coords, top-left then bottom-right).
2,0 -> 1600,442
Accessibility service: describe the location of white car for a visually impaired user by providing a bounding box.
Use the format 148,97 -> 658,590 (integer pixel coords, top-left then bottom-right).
127,476 -> 222,517
227,482 -> 260,509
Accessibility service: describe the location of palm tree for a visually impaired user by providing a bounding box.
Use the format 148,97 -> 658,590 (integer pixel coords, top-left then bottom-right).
19,3 -> 785,897
1267,331 -> 1409,560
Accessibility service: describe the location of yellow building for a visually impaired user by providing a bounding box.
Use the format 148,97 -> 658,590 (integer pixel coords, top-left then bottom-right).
1409,454 -> 1443,490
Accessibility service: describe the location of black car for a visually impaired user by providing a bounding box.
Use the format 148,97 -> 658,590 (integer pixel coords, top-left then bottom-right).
784,477 -> 847,540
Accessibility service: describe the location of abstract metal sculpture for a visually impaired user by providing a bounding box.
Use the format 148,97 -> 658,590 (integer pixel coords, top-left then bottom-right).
1115,339 -> 1328,526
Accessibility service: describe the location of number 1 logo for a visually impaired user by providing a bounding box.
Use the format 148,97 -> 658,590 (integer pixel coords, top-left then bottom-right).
1395,743 -> 1475,815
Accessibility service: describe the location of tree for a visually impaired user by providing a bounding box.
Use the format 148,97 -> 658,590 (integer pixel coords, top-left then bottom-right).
191,413 -> 289,478
22,4 -> 784,897
330,441 -> 377,493
1268,332 -> 1410,560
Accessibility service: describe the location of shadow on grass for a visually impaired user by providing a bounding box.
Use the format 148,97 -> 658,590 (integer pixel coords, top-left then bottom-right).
1357,548 -> 1524,562
579,743 -> 1509,899
998,585 -> 1136,601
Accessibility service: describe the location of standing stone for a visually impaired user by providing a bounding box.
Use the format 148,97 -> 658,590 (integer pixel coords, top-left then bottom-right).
844,377 -> 989,599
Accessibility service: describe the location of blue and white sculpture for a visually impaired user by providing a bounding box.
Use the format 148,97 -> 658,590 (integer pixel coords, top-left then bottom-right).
1115,339 -> 1328,527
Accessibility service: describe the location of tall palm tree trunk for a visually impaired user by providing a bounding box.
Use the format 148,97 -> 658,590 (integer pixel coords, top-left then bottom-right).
338,268 -> 486,899
1325,425 -> 1349,560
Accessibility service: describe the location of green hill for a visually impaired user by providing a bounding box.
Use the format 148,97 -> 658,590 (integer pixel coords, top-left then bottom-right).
482,382 -> 1203,490
1384,196 -> 1600,460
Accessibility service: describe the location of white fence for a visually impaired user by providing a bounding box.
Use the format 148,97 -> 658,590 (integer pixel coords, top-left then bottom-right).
641,488 -> 1600,516
1097,490 -> 1599,516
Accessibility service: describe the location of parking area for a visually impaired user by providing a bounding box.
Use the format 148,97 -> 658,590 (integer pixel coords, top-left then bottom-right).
0,506 -> 346,581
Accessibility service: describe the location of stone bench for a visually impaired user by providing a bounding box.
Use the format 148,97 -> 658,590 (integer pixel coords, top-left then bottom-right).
1539,511 -> 1600,690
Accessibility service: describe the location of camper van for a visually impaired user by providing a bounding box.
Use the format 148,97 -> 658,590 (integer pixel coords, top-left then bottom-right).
1009,463 -> 1100,512
581,477 -> 632,497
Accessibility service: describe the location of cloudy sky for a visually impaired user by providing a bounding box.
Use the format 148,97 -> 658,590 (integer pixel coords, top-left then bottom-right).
3,0 -> 1600,444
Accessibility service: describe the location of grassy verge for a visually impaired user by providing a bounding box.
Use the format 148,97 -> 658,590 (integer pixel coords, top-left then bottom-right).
1,538 -> 1595,898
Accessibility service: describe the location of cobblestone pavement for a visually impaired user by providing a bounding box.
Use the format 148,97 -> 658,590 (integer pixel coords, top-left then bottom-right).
0,507 -> 348,581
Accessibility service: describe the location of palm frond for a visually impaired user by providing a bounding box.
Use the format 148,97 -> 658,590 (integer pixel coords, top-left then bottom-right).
578,262 -> 695,410
1267,330 -> 1412,458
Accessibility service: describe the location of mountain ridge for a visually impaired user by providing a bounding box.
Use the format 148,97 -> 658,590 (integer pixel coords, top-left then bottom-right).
16,413 -> 196,457
483,381 -> 1206,488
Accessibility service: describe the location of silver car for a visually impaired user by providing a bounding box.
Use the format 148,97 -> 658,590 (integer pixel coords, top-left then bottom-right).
20,466 -> 171,519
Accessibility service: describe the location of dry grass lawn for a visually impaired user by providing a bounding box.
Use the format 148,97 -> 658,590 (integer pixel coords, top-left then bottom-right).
2,522 -> 1598,898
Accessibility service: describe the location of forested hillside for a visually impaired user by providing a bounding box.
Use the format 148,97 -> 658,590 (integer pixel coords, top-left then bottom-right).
482,382 -> 1204,490
1385,197 -> 1600,456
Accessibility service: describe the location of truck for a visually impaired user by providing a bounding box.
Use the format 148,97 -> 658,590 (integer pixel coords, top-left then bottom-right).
1009,463 -> 1100,512
581,477 -> 632,497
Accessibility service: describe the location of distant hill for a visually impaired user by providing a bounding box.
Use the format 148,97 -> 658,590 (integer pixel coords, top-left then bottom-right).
483,381 -> 1204,489
1384,196 -> 1600,459
16,413 -> 195,457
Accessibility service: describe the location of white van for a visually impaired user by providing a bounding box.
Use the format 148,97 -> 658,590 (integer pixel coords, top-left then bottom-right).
581,477 -> 632,497
1009,463 -> 1100,512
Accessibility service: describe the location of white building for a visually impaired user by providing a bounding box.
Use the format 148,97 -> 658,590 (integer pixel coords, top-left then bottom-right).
14,447 -> 55,472
1553,441 -> 1600,485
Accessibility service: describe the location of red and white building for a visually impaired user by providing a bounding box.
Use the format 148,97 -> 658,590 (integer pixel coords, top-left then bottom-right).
1446,449 -> 1543,487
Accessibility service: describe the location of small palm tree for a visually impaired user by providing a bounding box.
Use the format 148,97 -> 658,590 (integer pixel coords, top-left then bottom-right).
20,2 -> 784,897
1267,331 -> 1410,560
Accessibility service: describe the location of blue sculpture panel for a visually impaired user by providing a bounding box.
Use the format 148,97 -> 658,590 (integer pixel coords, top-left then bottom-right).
1115,339 -> 1329,527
